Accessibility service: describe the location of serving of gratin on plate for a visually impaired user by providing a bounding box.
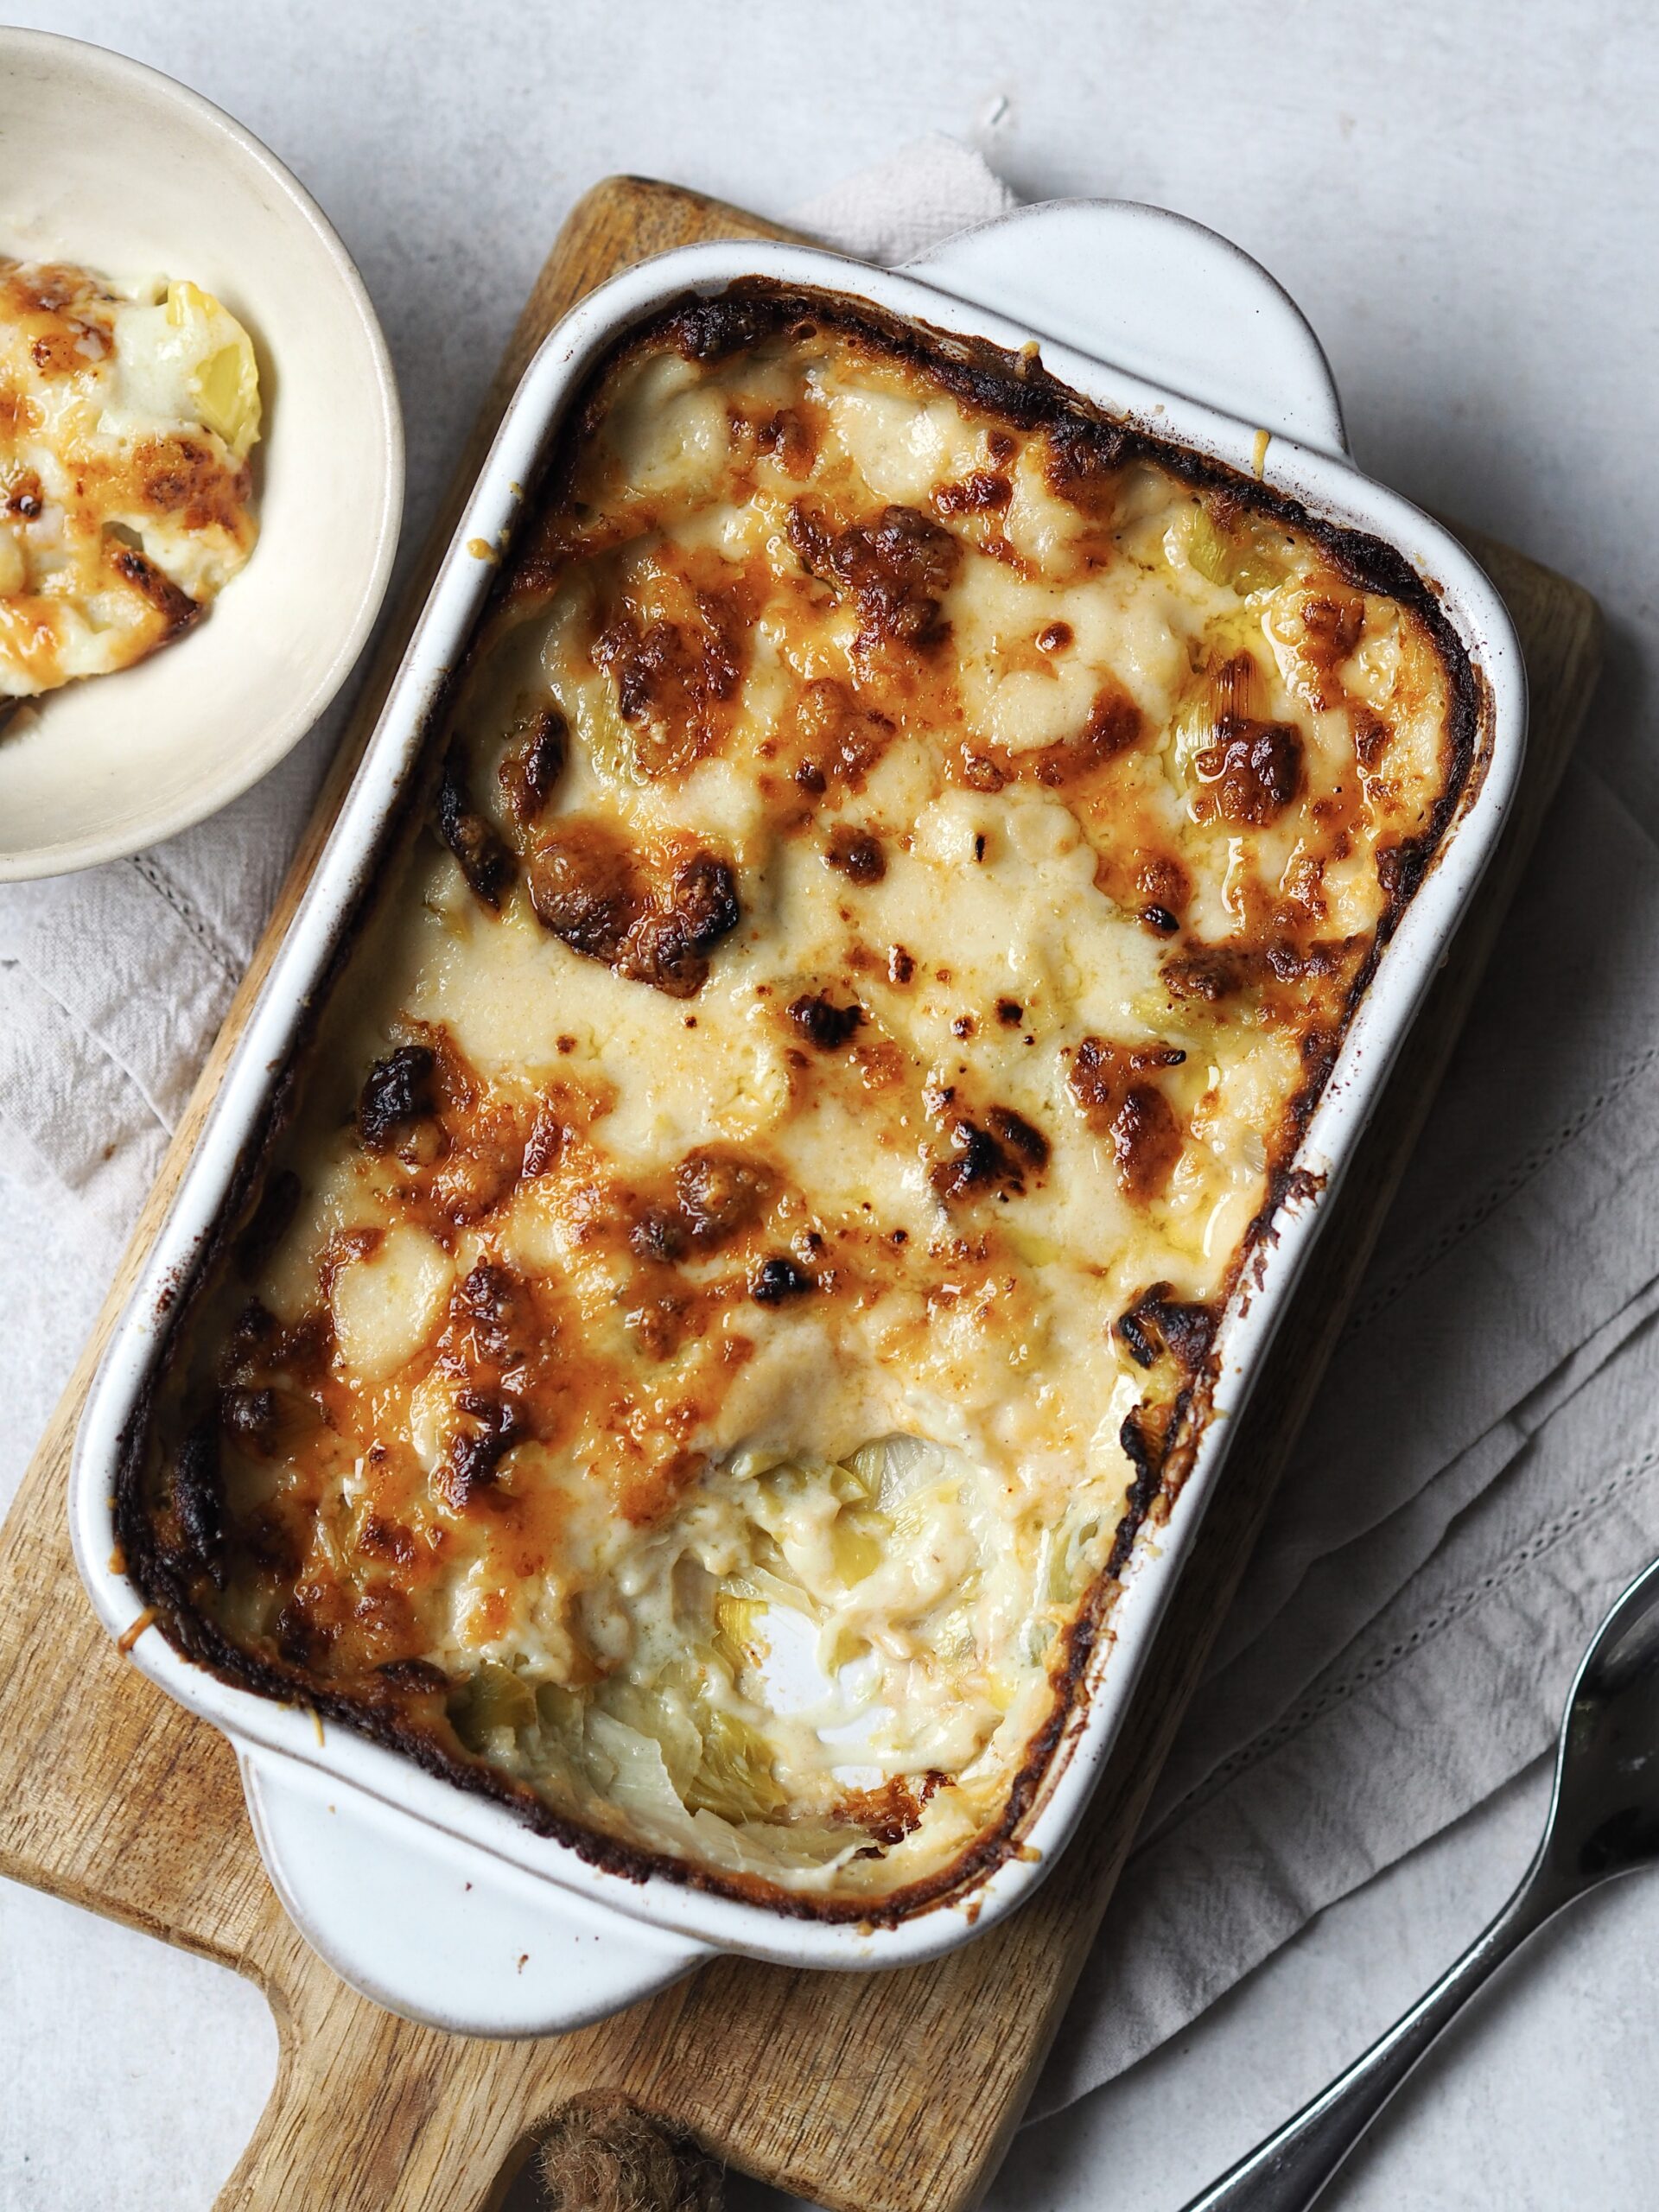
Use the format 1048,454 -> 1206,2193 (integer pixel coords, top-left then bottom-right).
117,277 -> 1479,1916
0,254 -> 261,708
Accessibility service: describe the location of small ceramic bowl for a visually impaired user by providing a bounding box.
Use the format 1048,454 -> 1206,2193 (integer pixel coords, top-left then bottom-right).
0,29 -> 404,880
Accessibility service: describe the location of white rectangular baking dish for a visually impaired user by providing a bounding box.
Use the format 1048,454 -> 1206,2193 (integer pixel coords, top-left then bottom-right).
71,198 -> 1526,2037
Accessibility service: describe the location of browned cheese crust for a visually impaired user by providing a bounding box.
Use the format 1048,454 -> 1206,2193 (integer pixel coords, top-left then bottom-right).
0,259 -> 258,697
118,283 -> 1479,1921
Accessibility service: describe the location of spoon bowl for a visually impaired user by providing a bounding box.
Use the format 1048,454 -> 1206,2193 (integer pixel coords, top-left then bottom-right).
1183,1552 -> 1659,2211
1544,1554 -> 1659,1891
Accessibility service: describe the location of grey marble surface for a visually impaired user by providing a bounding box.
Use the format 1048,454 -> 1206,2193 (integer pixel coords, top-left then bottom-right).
4,3 -> 1658,2205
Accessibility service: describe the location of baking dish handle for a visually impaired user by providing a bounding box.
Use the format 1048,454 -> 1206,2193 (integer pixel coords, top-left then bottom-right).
904,198 -> 1350,461
241,1746 -> 713,2037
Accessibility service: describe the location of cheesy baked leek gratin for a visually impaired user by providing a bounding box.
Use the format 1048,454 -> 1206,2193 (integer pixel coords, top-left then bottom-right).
0,256 -> 259,702
123,283 -> 1477,1916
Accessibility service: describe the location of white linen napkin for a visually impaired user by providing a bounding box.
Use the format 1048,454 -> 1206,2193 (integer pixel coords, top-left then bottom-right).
4,140 -> 1655,2142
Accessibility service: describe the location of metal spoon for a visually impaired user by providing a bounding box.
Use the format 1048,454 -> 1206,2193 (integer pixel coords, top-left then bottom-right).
1179,1554 -> 1659,2212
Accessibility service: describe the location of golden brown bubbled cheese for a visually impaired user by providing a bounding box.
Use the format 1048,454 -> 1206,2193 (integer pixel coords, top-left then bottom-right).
129,286 -> 1474,1915
0,258 -> 259,701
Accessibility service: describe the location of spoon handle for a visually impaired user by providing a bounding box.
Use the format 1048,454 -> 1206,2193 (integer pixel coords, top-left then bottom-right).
1178,1858 -> 1570,2212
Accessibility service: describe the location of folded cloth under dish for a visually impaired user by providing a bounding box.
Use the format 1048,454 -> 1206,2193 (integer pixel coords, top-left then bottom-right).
3,137 -> 1654,2136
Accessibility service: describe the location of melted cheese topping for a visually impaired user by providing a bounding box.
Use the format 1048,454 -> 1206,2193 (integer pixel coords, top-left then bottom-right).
137,293 -> 1465,1906
0,259 -> 259,699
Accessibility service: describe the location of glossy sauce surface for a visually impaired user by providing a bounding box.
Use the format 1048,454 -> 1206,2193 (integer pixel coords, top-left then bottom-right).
135,291 -> 1465,1904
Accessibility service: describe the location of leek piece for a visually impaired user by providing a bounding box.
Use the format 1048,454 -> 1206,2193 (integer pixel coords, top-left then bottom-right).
452,1660 -> 536,1749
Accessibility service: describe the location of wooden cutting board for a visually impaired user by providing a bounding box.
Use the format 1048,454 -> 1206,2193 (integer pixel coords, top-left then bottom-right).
0,178 -> 1603,2212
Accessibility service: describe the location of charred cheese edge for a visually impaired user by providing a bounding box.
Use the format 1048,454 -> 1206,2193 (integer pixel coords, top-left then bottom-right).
0,257 -> 259,700
126,285 -> 1474,1913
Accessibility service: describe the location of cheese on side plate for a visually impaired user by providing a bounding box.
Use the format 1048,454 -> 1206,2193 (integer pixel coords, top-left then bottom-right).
0,257 -> 259,702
